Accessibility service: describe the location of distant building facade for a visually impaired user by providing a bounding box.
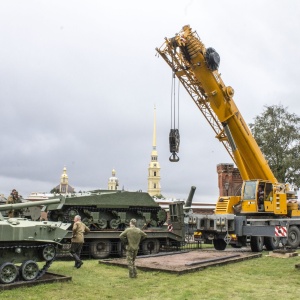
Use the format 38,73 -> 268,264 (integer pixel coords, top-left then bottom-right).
108,169 -> 119,190
52,166 -> 75,194
217,163 -> 242,196
147,107 -> 161,197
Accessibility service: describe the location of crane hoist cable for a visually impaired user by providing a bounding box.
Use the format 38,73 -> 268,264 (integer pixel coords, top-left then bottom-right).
169,70 -> 180,162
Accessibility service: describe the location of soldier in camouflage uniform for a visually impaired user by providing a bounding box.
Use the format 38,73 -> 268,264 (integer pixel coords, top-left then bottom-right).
119,218 -> 147,278
6,189 -> 22,218
70,215 -> 90,269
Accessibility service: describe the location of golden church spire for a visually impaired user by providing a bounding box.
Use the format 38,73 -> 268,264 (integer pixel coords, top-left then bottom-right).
148,106 -> 161,197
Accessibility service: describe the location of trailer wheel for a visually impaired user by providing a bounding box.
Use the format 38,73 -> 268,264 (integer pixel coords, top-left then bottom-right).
287,226 -> 300,249
117,241 -> 126,257
90,240 -> 112,259
250,236 -> 264,252
141,239 -> 160,255
213,239 -> 227,250
264,236 -> 280,251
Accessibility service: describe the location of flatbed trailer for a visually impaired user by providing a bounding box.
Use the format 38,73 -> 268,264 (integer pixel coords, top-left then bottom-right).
59,201 -> 186,258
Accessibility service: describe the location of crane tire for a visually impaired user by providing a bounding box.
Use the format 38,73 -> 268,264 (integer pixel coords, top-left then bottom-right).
213,239 -> 226,250
287,226 -> 300,249
250,236 -> 264,252
264,236 -> 280,251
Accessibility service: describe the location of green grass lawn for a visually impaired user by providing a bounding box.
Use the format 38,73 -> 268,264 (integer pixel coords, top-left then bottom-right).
1,251 -> 300,300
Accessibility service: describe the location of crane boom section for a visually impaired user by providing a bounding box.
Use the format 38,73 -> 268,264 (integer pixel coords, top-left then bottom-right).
156,25 -> 276,183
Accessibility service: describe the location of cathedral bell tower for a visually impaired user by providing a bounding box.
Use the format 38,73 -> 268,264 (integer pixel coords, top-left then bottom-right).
108,169 -> 119,190
147,106 -> 161,197
55,166 -> 74,194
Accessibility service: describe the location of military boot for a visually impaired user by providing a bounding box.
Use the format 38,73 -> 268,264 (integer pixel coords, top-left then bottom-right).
129,270 -> 134,278
76,261 -> 83,269
71,253 -> 82,268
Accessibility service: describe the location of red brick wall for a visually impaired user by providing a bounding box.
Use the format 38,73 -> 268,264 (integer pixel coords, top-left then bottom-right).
217,163 -> 243,196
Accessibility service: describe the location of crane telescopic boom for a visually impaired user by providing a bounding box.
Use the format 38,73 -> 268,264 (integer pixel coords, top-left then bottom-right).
156,25 -> 276,183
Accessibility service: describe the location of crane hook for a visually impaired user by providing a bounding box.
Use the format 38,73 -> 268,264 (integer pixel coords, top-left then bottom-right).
169,129 -> 180,162
169,152 -> 180,162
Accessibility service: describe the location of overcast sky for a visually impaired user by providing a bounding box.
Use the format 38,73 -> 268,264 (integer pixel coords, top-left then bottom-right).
0,1 -> 300,203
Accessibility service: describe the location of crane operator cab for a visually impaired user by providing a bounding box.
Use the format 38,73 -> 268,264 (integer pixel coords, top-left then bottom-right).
234,179 -> 300,216
241,180 -> 273,213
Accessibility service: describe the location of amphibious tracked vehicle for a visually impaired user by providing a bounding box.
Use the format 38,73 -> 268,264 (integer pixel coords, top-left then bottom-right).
0,199 -> 70,284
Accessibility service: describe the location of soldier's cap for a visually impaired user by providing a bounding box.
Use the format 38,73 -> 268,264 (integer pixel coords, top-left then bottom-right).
130,218 -> 137,225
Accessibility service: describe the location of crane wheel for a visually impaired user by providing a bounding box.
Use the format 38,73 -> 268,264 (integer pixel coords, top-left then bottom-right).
250,236 -> 264,252
287,226 -> 300,249
264,236 -> 280,251
213,239 -> 227,250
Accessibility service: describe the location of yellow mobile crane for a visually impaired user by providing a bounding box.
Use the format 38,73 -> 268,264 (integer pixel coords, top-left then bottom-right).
156,25 -> 300,251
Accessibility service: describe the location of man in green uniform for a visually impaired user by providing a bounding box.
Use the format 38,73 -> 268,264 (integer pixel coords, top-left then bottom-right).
6,189 -> 22,217
119,218 -> 147,278
70,215 -> 90,269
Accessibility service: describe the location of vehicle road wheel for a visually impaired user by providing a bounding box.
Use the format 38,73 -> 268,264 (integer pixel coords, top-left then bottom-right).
109,219 -> 120,230
41,245 -> 56,261
250,236 -> 264,252
90,240 -> 112,259
98,218 -> 107,229
264,236 -> 280,251
0,262 -> 18,284
20,260 -> 39,281
287,226 -> 300,249
213,239 -> 227,250
64,208 -> 79,222
141,239 -> 160,255
47,210 -> 62,222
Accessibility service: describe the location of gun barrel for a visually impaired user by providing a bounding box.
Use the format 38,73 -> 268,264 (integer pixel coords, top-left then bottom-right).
0,198 -> 61,211
185,186 -> 196,208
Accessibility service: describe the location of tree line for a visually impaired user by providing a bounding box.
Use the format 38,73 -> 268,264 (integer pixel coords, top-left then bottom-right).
249,104 -> 300,189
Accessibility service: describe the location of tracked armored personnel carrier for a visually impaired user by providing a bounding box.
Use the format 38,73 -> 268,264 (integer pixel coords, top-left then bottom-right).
46,190 -> 167,229
0,199 -> 70,284
46,190 -> 186,259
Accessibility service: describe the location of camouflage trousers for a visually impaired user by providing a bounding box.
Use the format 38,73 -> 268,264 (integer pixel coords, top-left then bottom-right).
126,249 -> 138,278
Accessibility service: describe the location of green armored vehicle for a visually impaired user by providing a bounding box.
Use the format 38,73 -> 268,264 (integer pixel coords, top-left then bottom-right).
0,199 -> 70,284
46,190 -> 186,259
46,190 -> 167,229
